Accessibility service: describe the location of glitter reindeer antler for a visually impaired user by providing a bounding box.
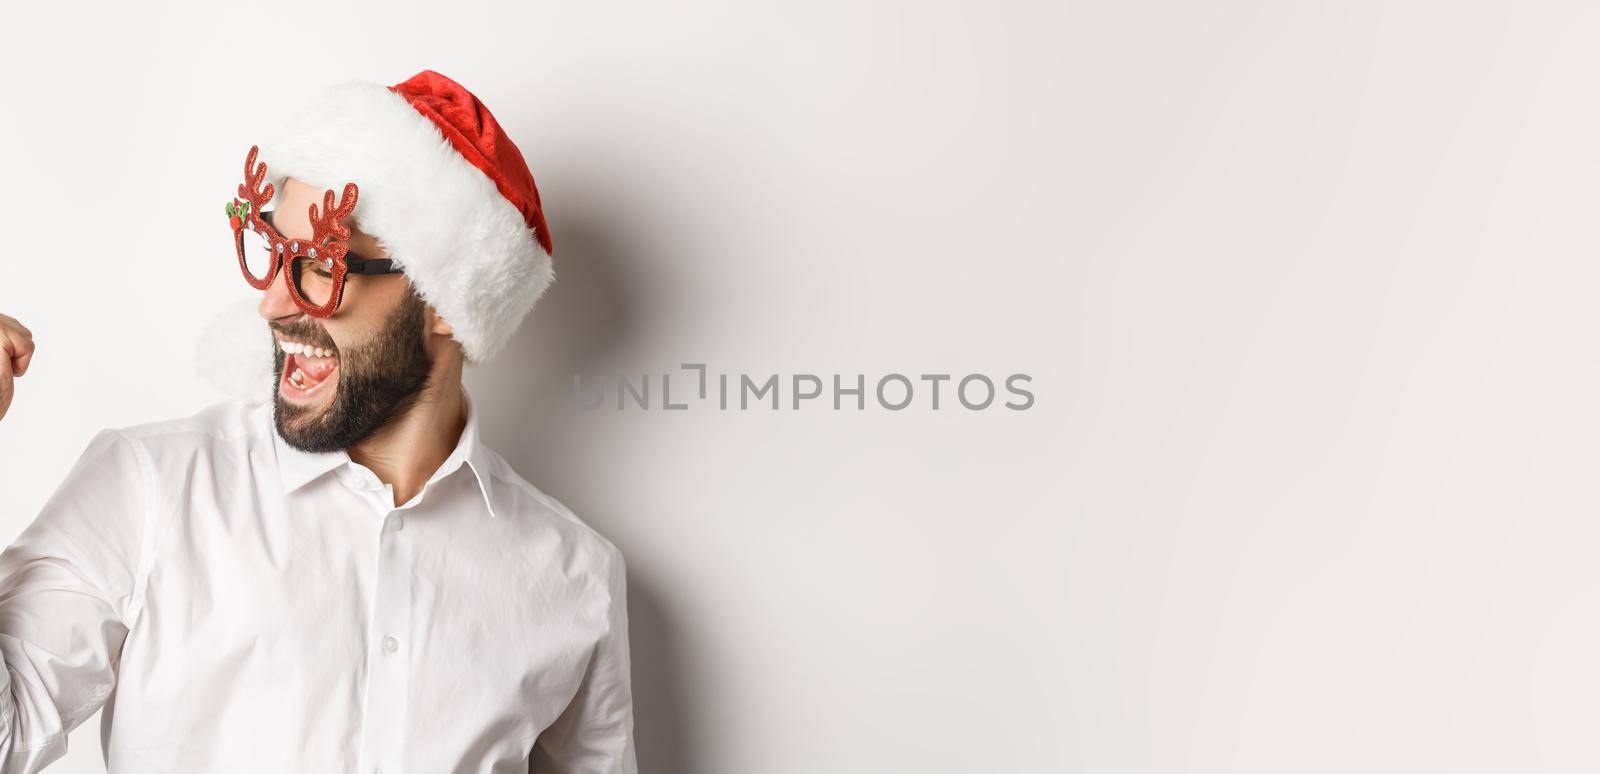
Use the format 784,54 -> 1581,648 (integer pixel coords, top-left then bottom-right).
238,145 -> 276,209
308,183 -> 359,247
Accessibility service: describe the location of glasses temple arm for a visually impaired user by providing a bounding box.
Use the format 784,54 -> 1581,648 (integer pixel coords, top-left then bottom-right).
345,257 -> 402,275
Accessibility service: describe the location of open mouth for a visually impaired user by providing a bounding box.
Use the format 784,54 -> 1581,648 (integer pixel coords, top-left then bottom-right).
277,337 -> 339,403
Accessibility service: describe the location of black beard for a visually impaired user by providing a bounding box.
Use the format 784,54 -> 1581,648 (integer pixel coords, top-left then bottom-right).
272,290 -> 432,453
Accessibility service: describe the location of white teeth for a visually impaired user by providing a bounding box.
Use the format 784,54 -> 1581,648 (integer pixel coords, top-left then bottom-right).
276,340 -> 337,359
290,368 -> 307,387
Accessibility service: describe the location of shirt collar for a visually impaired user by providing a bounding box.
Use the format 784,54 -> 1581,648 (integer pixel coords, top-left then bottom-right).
270,386 -> 499,518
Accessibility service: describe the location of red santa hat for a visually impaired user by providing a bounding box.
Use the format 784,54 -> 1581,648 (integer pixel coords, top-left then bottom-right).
259,69 -> 554,364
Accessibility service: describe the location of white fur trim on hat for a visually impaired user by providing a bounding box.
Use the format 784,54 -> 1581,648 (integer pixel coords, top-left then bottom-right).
259,81 -> 552,363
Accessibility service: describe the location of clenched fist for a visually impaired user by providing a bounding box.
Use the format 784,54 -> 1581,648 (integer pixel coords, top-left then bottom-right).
0,313 -> 35,422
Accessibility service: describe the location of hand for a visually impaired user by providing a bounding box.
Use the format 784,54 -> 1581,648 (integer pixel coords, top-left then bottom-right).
0,313 -> 35,423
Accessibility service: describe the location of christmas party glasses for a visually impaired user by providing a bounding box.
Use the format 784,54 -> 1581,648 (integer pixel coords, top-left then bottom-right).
226,145 -> 401,317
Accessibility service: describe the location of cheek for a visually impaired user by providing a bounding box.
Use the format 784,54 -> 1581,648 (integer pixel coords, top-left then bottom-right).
324,307 -> 385,352
336,274 -> 404,316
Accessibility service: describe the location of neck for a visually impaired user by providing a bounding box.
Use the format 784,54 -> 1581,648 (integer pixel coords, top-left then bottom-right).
348,364 -> 467,507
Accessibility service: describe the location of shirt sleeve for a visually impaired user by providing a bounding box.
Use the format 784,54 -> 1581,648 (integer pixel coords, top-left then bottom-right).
0,430 -> 150,772
530,542 -> 638,774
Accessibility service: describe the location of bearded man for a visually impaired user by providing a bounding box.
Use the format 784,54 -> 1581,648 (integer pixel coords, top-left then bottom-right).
0,70 -> 636,773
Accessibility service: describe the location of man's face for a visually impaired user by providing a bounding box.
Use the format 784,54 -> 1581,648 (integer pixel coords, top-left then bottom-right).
258,178 -> 435,453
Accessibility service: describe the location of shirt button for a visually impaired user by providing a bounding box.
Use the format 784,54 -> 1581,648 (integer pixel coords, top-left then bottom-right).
388,515 -> 405,532
382,635 -> 399,654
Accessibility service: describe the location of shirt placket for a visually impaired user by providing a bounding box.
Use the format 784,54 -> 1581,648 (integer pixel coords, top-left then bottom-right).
350,469 -> 416,774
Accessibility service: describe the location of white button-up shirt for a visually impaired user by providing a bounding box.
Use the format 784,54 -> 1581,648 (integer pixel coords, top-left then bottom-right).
0,392 -> 637,773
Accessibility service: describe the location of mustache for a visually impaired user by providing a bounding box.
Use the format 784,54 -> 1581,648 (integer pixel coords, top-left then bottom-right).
268,321 -> 337,352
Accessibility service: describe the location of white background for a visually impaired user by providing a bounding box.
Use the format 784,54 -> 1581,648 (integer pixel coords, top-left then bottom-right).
1,1 -> 1596,772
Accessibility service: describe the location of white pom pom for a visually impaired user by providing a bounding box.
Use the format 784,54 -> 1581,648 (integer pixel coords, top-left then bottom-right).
193,297 -> 274,405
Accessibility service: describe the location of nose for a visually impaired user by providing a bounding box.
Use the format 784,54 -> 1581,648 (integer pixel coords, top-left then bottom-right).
258,265 -> 303,325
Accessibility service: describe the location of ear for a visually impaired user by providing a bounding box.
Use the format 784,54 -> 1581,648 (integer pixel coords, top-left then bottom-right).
428,305 -> 454,336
